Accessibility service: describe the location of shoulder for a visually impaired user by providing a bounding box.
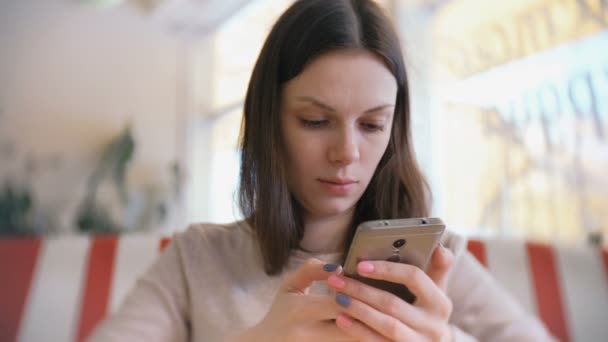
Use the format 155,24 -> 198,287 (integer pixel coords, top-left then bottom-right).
174,220 -> 254,246
168,220 -> 261,266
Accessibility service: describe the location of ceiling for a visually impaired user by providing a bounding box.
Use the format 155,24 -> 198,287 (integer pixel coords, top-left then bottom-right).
128,0 -> 449,36
132,0 -> 253,35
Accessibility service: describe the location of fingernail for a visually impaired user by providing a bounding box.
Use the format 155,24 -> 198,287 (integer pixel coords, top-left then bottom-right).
323,263 -> 340,272
336,293 -> 352,308
357,261 -> 374,274
327,274 -> 345,289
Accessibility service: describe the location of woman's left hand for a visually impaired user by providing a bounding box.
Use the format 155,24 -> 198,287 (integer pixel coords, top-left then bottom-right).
327,244 -> 455,341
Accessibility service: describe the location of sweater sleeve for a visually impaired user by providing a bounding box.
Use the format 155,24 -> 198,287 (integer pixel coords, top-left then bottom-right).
87,233 -> 191,342
444,235 -> 556,341
450,324 -> 478,341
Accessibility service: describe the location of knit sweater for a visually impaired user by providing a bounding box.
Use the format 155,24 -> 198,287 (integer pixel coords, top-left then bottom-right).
89,221 -> 554,341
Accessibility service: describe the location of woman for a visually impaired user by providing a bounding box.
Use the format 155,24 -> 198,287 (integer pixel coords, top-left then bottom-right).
90,0 -> 554,341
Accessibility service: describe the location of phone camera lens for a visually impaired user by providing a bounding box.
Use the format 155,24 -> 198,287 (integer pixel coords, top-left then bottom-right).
386,254 -> 401,262
393,239 -> 406,248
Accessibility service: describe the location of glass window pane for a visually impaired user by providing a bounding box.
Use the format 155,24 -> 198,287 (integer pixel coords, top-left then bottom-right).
431,0 -> 608,241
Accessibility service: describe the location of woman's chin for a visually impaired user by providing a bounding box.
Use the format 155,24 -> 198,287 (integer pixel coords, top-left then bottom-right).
307,199 -> 357,218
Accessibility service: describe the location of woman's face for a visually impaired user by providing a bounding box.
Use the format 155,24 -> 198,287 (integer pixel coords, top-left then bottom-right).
281,49 -> 397,221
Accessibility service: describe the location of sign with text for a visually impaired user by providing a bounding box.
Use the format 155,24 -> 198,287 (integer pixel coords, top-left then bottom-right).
432,0 -> 607,241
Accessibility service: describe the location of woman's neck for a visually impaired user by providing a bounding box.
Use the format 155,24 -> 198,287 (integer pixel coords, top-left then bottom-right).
299,209 -> 354,254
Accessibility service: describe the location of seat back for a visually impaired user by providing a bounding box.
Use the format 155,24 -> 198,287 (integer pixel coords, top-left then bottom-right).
1,235 -> 606,342
467,239 -> 608,341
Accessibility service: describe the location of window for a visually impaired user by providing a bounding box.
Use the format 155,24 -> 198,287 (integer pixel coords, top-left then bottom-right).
188,0 -> 293,224
430,0 -> 608,242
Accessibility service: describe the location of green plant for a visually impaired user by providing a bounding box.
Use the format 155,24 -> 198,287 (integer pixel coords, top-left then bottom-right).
76,125 -> 135,233
0,184 -> 35,235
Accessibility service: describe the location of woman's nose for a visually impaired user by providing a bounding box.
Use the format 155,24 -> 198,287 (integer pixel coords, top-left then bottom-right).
328,129 -> 360,165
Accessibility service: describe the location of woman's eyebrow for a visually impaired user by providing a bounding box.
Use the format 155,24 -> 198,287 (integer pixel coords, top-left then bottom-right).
363,104 -> 394,114
295,96 -> 336,112
295,96 -> 394,114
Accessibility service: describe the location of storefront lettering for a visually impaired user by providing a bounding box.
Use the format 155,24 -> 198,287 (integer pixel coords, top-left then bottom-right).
437,0 -> 608,76
488,65 -> 606,153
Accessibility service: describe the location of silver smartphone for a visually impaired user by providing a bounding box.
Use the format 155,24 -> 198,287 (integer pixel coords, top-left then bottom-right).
343,217 -> 445,303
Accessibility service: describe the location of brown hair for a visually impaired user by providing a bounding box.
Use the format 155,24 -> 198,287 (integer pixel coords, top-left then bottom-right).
239,0 -> 430,275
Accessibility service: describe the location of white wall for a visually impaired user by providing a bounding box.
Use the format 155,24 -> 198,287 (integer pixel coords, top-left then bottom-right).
0,0 -> 205,233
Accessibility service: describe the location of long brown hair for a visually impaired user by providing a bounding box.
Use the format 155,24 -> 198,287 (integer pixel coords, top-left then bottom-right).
239,0 -> 430,275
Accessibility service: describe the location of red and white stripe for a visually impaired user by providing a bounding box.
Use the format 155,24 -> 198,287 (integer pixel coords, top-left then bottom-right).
467,239 -> 608,342
554,244 -> 608,341
18,236 -> 90,342
108,235 -> 163,313
0,239 -> 41,342
482,239 -> 537,314
1,235 -> 606,342
0,234 -> 169,342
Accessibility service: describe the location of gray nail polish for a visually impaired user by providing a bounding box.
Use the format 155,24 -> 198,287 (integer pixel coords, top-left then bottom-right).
323,263 -> 339,272
336,293 -> 351,308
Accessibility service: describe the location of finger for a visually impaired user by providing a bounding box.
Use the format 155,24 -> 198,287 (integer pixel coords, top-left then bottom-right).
335,314 -> 391,342
356,260 -> 448,310
426,244 -> 455,290
290,294 -> 343,321
327,274 -> 431,333
334,294 -> 420,341
280,258 -> 342,294
312,320 -> 359,341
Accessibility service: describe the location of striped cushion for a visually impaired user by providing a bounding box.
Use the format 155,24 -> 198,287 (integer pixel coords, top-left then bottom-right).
467,239 -> 608,342
0,235 -> 170,342
1,236 -> 606,342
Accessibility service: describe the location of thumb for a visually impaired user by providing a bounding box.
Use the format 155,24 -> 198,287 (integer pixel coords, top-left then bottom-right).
426,244 -> 455,290
280,258 -> 342,294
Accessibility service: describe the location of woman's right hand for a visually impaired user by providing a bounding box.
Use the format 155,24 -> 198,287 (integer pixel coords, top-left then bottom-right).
234,258 -> 355,342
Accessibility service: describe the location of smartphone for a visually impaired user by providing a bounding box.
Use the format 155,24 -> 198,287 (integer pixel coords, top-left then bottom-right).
343,217 -> 445,304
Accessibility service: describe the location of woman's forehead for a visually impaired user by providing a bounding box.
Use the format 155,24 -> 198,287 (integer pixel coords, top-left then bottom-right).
282,50 -> 397,112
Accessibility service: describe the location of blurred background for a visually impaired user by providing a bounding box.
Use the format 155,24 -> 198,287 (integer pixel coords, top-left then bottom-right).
1,2 -> 607,342
0,0 -> 606,245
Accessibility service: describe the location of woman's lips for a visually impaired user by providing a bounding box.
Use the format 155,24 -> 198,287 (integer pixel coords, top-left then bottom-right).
318,179 -> 358,195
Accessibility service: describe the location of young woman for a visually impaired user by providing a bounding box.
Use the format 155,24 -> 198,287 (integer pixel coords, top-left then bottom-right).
91,0 -> 554,341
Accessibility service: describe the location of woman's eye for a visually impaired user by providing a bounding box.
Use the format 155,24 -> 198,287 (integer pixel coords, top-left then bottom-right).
361,123 -> 384,132
300,119 -> 328,128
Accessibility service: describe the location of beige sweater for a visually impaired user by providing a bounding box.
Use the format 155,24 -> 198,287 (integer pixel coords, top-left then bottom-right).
89,221 -> 554,341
